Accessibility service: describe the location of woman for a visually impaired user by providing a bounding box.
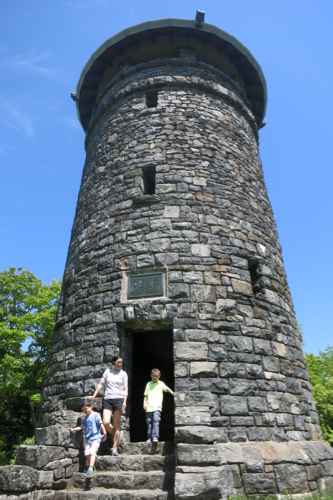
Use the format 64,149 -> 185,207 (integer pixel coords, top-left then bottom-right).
92,355 -> 128,456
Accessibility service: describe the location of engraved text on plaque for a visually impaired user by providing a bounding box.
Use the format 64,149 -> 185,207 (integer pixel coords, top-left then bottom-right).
128,272 -> 164,300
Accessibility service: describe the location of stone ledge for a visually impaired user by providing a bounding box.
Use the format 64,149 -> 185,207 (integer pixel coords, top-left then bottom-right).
0,466 -> 39,493
35,425 -> 81,448
173,441 -> 333,498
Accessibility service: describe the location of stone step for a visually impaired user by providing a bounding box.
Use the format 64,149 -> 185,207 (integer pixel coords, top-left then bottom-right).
96,454 -> 175,473
116,442 -> 174,456
73,471 -> 174,491
64,488 -> 174,499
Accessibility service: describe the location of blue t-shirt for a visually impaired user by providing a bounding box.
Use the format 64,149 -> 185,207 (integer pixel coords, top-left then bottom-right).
81,411 -> 103,443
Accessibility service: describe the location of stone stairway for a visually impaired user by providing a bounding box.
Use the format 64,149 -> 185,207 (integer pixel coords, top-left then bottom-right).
70,442 -> 175,500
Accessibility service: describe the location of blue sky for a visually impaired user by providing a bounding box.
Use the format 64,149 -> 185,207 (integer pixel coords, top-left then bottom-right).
0,0 -> 332,355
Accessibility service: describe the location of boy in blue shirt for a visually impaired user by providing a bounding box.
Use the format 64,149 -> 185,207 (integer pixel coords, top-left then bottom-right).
69,397 -> 107,478
143,368 -> 174,443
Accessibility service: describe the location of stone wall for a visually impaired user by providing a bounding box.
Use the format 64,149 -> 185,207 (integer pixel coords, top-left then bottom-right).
46,56 -> 318,444
1,51 -> 332,499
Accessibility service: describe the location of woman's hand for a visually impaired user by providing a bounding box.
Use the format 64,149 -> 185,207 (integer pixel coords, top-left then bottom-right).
122,402 -> 127,411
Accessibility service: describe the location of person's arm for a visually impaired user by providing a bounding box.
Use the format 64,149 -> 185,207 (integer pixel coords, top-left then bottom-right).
143,383 -> 149,410
122,372 -> 128,410
163,382 -> 174,396
92,386 -> 101,399
100,422 -> 107,441
91,370 -> 107,398
69,425 -> 83,433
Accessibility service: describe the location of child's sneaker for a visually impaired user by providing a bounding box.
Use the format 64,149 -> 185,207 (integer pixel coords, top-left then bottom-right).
85,467 -> 94,478
111,447 -> 119,456
153,438 -> 158,443
147,439 -> 152,443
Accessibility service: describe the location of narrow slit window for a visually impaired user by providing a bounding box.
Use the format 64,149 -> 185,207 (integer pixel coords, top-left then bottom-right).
249,261 -> 258,295
142,166 -> 156,195
146,91 -> 158,108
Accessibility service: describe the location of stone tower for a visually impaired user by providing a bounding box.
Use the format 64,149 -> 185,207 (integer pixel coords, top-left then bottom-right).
1,17 -> 333,500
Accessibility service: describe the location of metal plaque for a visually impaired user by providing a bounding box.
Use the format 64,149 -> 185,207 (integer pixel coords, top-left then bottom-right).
128,272 -> 164,300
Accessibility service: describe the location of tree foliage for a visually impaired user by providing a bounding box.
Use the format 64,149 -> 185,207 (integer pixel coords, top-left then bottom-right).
0,267 -> 61,465
306,346 -> 333,446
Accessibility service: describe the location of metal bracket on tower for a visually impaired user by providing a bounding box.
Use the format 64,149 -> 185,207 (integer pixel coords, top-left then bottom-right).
195,10 -> 205,29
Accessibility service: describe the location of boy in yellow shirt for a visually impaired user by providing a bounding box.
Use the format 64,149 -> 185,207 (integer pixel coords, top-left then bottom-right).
143,368 -> 174,443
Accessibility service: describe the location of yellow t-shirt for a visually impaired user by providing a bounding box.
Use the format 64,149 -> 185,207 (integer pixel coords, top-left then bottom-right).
144,380 -> 169,412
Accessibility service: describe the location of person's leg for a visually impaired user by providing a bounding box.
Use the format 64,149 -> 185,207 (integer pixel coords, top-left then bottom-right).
88,454 -> 96,468
112,409 -> 122,448
152,411 -> 161,442
85,450 -> 94,477
86,442 -> 100,475
103,408 -> 114,435
146,412 -> 153,442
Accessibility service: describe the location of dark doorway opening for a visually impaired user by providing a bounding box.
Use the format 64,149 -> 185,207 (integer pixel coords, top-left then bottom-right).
130,330 -> 174,442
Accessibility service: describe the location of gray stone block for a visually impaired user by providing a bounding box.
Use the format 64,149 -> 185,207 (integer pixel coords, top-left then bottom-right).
228,428 -> 247,442
174,342 -> 207,361
190,362 -> 218,377
35,425 -> 81,448
262,356 -> 280,372
306,465 -> 324,481
175,407 -> 211,426
15,446 -> 66,469
274,464 -> 309,493
230,416 -> 254,426
323,460 -> 333,476
37,470 -> 53,489
219,362 -> 246,378
185,330 -> 219,342
0,466 -> 38,493
199,378 -> 228,394
169,283 -> 189,299
247,396 -> 268,412
211,417 -> 230,427
217,443 -> 244,464
175,426 -> 220,444
208,344 -> 228,361
229,379 -> 259,396
32,492 -> 55,500
242,446 -> 264,472
216,299 -> 236,316
175,379 -> 199,391
243,472 -> 277,495
175,466 -> 235,499
175,391 -> 217,407
220,396 -> 248,415
248,427 -> 271,441
177,444 -> 223,466
226,336 -> 253,353
253,338 -> 272,355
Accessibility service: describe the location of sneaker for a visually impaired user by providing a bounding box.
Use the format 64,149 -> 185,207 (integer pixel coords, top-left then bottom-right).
85,467 -> 94,478
111,447 -> 119,456
147,439 -> 152,443
153,438 -> 158,443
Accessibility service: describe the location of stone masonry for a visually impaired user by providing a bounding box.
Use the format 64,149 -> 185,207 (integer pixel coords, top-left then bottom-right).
0,18 -> 332,500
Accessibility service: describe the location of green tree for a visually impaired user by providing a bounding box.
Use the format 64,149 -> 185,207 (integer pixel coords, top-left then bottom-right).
0,267 -> 61,464
306,346 -> 333,446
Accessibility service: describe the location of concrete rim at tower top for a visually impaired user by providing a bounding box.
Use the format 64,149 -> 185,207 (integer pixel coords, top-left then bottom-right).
76,18 -> 267,132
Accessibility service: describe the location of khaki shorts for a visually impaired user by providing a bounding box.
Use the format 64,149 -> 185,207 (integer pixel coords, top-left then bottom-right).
85,441 -> 100,456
